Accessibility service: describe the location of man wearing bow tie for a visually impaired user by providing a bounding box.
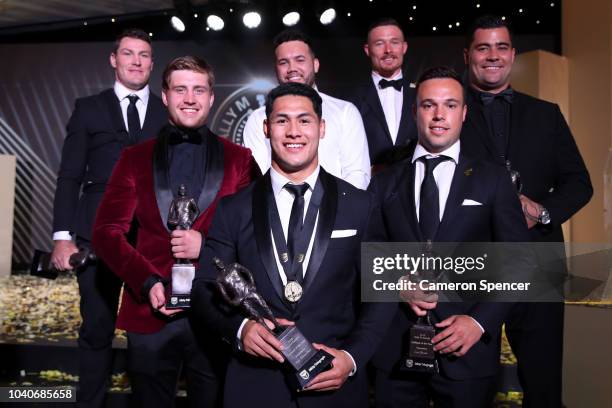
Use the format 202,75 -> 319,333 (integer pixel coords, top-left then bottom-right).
50,28 -> 167,408
460,16 -> 592,407
92,56 -> 256,407
350,18 -> 418,167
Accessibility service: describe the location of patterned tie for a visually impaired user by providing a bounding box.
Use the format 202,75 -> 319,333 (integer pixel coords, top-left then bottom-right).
285,183 -> 310,261
127,94 -> 141,144
419,156 -> 450,241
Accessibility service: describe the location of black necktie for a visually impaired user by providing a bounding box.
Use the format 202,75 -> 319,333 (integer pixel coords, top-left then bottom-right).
379,78 -> 403,91
285,183 -> 310,262
479,87 -> 513,105
418,156 -> 450,241
127,94 -> 141,144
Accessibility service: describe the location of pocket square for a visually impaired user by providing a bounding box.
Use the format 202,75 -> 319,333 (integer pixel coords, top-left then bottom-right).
461,199 -> 483,206
331,229 -> 357,238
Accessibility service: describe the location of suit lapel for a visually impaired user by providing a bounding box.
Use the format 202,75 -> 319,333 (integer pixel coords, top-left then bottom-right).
395,81 -> 414,146
152,129 -> 174,231
365,80 -> 393,143
252,174 -> 286,303
196,129 -> 224,216
437,154 -> 473,239
302,169 -> 337,293
141,95 -> 165,143
101,89 -> 129,145
466,92 -> 498,158
396,161 -> 422,241
507,93 -> 523,166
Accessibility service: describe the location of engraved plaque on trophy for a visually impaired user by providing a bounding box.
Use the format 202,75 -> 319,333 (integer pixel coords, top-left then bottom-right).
214,257 -> 334,390
166,184 -> 200,309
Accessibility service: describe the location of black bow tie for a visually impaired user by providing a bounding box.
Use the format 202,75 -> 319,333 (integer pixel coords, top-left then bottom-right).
379,78 -> 403,91
167,126 -> 203,145
479,88 -> 514,105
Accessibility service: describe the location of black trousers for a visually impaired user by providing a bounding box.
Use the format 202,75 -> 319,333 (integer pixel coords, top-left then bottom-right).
127,317 -> 223,408
374,368 -> 497,408
505,302 -> 564,408
75,238 -> 122,408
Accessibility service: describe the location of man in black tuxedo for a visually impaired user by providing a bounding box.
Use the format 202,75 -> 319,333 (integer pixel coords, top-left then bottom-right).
50,29 -> 167,407
350,18 -> 418,167
192,83 -> 392,408
369,67 -> 530,407
460,16 -> 592,407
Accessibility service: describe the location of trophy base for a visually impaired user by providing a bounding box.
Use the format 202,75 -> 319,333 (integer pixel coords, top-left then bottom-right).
291,349 -> 334,391
400,322 -> 439,374
400,355 -> 439,374
166,293 -> 191,309
30,250 -> 58,280
273,325 -> 334,391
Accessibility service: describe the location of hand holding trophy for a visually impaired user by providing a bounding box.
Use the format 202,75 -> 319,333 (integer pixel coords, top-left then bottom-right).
214,257 -> 334,390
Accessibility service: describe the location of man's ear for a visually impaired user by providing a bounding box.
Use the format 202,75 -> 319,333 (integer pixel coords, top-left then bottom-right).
319,118 -> 325,140
263,119 -> 270,139
162,90 -> 168,107
313,58 -> 320,74
110,53 -> 117,69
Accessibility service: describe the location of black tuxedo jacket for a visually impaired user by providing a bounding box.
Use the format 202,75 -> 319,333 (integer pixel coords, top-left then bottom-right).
53,88 -> 167,240
367,146 -> 530,380
192,169 -> 393,408
461,90 -> 592,243
349,77 -> 418,165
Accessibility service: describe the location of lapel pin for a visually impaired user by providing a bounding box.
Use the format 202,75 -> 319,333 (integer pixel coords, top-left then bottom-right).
464,168 -> 473,176
280,253 -> 289,263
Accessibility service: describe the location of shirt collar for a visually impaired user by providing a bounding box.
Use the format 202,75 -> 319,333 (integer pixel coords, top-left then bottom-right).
270,165 -> 321,198
412,140 -> 460,164
372,70 -> 403,86
114,81 -> 150,106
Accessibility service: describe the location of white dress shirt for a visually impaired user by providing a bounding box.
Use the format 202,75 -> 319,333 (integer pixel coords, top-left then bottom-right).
53,81 -> 151,241
236,165 -> 357,372
411,140 -> 484,333
372,71 -> 404,144
242,88 -> 371,190
114,80 -> 150,130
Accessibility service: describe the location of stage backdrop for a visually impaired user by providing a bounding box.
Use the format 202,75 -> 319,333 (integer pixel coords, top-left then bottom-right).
0,34 -> 554,268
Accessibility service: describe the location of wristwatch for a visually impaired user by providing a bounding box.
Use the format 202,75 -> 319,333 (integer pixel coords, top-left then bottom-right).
538,207 -> 551,225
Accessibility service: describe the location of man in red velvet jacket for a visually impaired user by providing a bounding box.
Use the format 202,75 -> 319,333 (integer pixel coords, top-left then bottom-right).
92,56 -> 256,408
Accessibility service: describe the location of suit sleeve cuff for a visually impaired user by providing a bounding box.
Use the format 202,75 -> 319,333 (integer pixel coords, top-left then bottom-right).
141,275 -> 163,302
341,350 -> 357,376
236,318 -> 249,350
53,231 -> 73,241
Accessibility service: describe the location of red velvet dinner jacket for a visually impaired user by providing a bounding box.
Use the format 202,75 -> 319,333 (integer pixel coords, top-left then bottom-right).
92,136 -> 254,334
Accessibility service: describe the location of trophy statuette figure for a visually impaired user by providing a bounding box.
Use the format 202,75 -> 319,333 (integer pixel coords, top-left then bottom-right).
166,184 -> 200,309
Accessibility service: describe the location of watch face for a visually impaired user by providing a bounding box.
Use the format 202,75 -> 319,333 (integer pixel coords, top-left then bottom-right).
539,209 -> 551,225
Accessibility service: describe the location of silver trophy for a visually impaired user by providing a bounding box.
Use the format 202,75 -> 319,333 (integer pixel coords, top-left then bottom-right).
166,184 -> 199,309
214,257 -> 333,390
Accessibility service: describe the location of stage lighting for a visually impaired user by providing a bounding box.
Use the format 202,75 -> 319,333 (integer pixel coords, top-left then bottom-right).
170,16 -> 186,32
206,14 -> 225,31
243,11 -> 262,29
319,8 -> 336,25
282,11 -> 300,26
